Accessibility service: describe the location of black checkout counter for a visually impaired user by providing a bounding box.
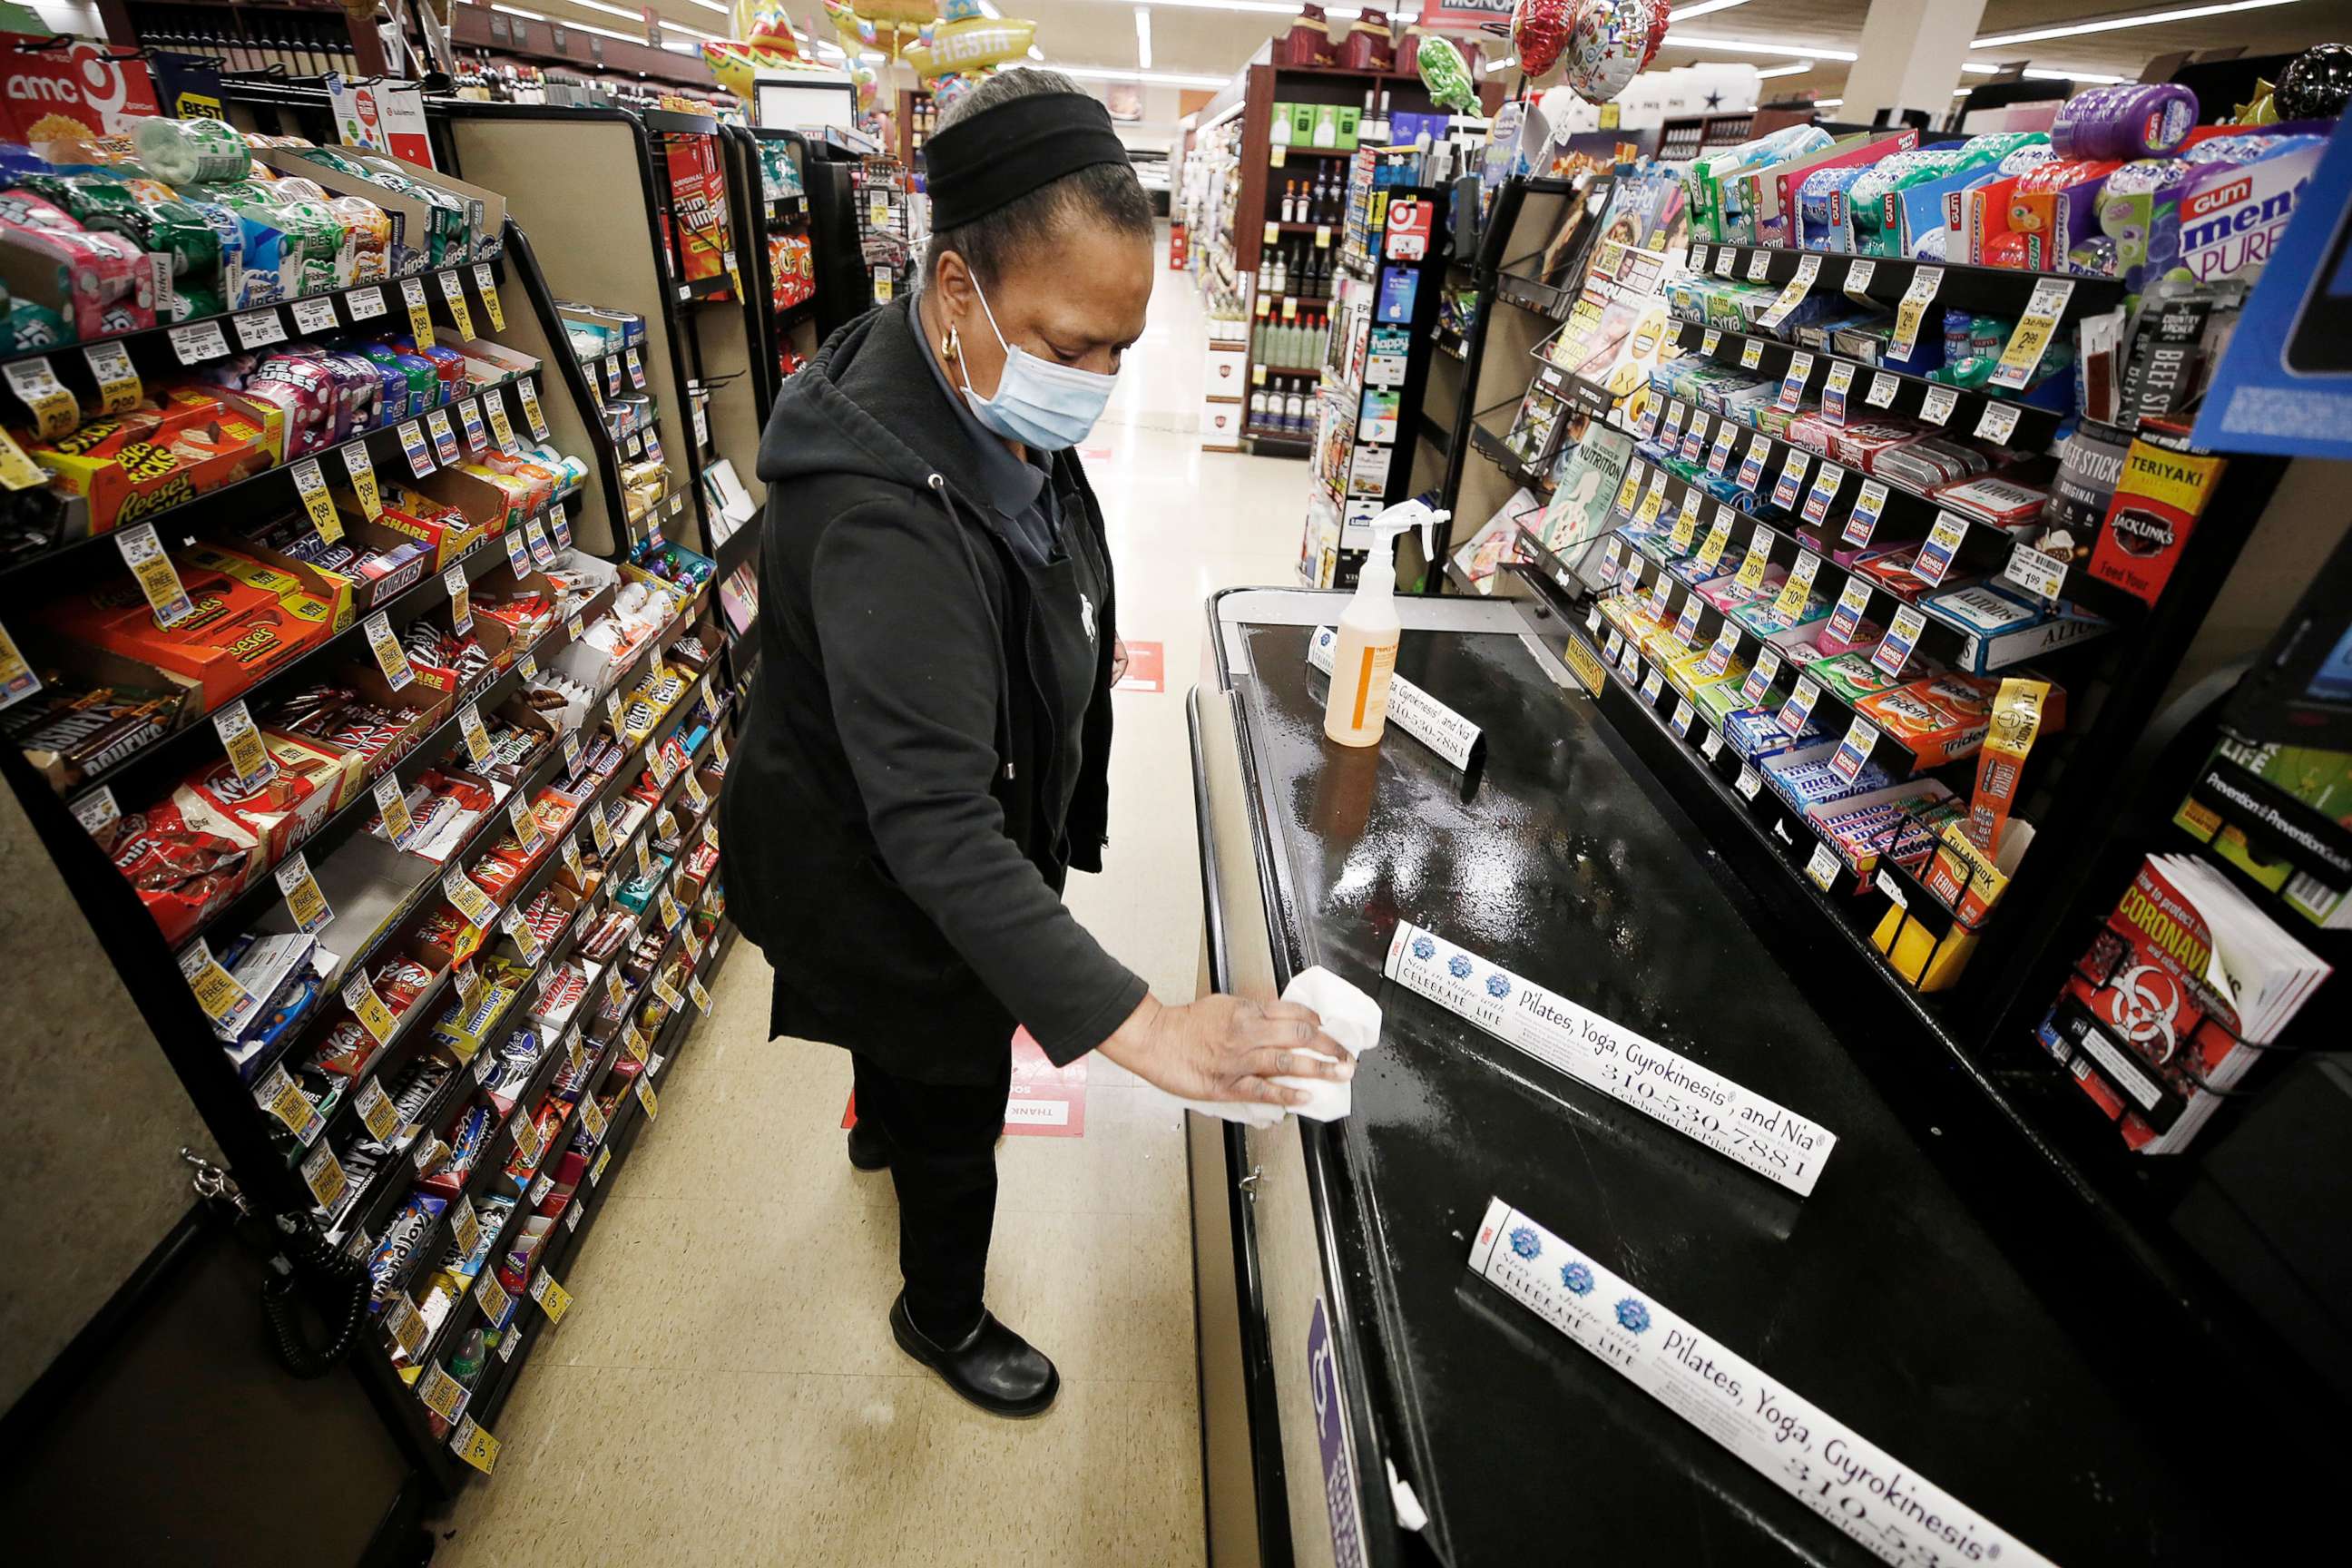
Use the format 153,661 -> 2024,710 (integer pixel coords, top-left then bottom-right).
1183,588 -> 2255,1568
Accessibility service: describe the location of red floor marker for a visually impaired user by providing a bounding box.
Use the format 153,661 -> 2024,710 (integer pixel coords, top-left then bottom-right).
1115,640 -> 1165,693
841,1026 -> 1088,1137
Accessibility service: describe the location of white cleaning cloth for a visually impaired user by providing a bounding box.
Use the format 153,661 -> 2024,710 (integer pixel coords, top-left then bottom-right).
1180,965 -> 1383,1127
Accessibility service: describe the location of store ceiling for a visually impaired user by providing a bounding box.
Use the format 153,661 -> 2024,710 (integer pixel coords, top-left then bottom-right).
548,0 -> 2352,102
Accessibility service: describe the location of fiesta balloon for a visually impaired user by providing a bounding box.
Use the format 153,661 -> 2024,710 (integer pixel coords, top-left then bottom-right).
855,0 -> 937,22
823,0 -> 921,55
930,71 -> 984,112
1511,0 -> 1574,79
906,17 -> 1037,79
1416,34 -> 1478,113
1565,0 -> 1659,104
702,40 -> 820,97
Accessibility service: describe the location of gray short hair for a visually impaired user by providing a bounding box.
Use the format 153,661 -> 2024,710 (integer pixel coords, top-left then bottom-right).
921,69 -> 1152,290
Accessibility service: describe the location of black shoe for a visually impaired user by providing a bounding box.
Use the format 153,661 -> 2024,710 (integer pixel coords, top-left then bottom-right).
847,1118 -> 891,1171
889,1293 -> 1059,1417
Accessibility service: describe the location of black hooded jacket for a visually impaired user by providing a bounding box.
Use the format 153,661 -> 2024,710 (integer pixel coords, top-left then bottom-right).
717,299 -> 1146,1084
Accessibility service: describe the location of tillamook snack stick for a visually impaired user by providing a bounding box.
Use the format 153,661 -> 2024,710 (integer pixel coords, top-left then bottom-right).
1965,677 -> 2050,853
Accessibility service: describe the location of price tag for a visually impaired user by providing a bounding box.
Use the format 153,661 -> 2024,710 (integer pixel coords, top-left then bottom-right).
1700,327 -> 1722,357
2005,541 -> 2069,602
551,508 -> 572,549
1316,224 -> 1331,249
1263,221 -> 1279,246
1661,401 -> 1688,443
115,523 -> 194,628
507,792 -> 545,855
1700,622 -> 1740,678
566,1199 -> 585,1232
1865,370 -> 1900,410
1840,479 -> 1890,550
231,307 -> 286,349
456,960 -> 488,1013
1806,839 -> 1844,892
624,346 -> 646,390
1822,360 -> 1855,424
681,771 -> 709,814
1770,447 -> 1813,513
1734,526 -> 1776,593
1830,714 -> 1880,783
438,270 -> 477,339
455,701 -> 493,768
1990,278 -> 2073,391
1920,384 -> 1959,426
444,565 -> 474,635
1841,258 -> 1877,300
1695,507 -> 1736,573
1737,432 -> 1769,493
1688,243 -> 1708,271
449,1193 -> 483,1258
1877,868 -> 1910,909
336,440 -> 384,523
1745,248 -> 1773,283
622,1021 -> 649,1064
1270,143 -> 1289,169
1740,646 -> 1783,707
340,973 -> 399,1048
1640,666 -> 1666,703
711,724 -> 730,767
653,971 -> 685,1012
472,263 -> 505,332
397,419 -> 435,478
579,1090 -> 608,1144
71,787 -> 119,837
457,396 -> 486,453
444,863 -> 497,928
348,285 -> 388,321
252,1063 -> 316,1139
284,456 -> 343,544
475,1268 -> 513,1324
1777,676 -> 1821,735
275,852 -> 334,934
83,340 -> 142,414
1701,728 -> 1726,762
1735,764 -> 1764,801
362,612 -> 415,690
3,358 -> 75,439
1647,572 -> 1675,618
212,699 -> 277,789
1975,399 -> 2022,445
1756,253 -> 1823,332
417,1363 -> 467,1420
1914,511 -> 1969,589
636,1078 -> 659,1120
519,377 -> 549,441
590,804 -> 616,857
1671,698 -> 1696,738
1632,471 -> 1669,530
1873,604 -> 1928,678
1887,265 -> 1944,361
690,975 -> 712,1013
1678,412 -> 1709,465
1669,487 -> 1704,552
1613,461 -> 1646,516
1739,337 -> 1764,370
400,276 -> 436,348
529,1268 -> 573,1324
633,830 -> 654,883
383,1292 -> 426,1357
504,526 -> 532,578
374,774 -> 419,849
1800,464 -> 1846,529
657,886 -> 682,932
168,318 -> 231,364
560,830 -> 585,887
1713,247 -> 1737,278
524,514 -> 556,569
356,1074 -> 398,1144
648,428 -> 668,466
590,1143 -> 612,1187
1827,576 -> 1874,644
1772,550 -> 1822,621
603,356 -> 622,399
451,1416 -> 501,1475
424,407 -> 461,465
300,1140 -> 348,1210
1706,421 -> 1739,477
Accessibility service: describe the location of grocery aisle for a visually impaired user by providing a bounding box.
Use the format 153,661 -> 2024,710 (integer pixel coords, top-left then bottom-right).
432,256 -> 1309,1566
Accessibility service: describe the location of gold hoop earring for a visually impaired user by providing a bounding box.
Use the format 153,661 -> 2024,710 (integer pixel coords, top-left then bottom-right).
944,325 -> 961,365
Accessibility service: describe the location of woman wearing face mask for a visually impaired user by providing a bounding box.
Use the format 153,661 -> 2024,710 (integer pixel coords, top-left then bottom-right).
718,70 -> 1348,1419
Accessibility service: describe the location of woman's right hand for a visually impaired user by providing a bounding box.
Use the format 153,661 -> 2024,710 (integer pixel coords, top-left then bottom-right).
1098,993 -> 1353,1107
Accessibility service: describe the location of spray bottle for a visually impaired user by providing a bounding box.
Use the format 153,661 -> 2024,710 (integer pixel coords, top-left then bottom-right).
1324,499 -> 1446,747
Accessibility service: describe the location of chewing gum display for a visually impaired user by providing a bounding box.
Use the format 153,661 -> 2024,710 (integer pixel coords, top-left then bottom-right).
1386,923 -> 1838,1195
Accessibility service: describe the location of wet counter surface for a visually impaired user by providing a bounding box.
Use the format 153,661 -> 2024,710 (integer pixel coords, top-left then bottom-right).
1220,612 -> 2214,1566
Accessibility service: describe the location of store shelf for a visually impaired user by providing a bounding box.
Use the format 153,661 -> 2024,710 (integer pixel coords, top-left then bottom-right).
1495,272 -> 1575,320
774,297 -> 818,333
1666,319 -> 2070,454
713,522 -> 760,579
0,368 -> 544,585
0,260 -> 507,378
1248,428 -> 1313,455
676,275 -> 734,305
573,345 -> 649,402
1469,424 -> 1553,494
1269,143 -> 1357,158
1684,242 -> 2127,325
1417,411 -> 1454,450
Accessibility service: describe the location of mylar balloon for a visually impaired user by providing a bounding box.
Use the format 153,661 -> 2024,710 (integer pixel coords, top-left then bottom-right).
1643,0 -> 1669,70
1565,0 -> 1658,105
702,40 -> 819,98
1416,34 -> 1478,113
931,71 -> 983,112
2276,42 -> 2352,122
1511,0 -> 1574,79
906,17 -> 1037,79
823,0 -> 920,55
858,0 -> 937,23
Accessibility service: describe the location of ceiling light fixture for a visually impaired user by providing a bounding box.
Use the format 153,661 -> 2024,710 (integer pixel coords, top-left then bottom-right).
690,0 -> 731,12
1974,0 -> 2304,49
1752,61 -> 1813,79
1669,0 -> 1755,17
1484,54 -> 1517,74
1959,64 -> 2137,84
1813,97 -> 1842,108
1659,33 -> 1857,62
1136,6 -> 1152,71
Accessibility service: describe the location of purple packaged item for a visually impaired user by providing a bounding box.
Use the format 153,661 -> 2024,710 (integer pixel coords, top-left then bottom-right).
2051,83 -> 2198,161
248,353 -> 338,455
317,350 -> 383,439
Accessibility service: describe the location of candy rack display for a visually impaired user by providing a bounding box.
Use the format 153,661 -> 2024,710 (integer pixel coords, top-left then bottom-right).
1419,132 -> 2347,1425
726,125 -> 819,412
850,155 -> 915,312
0,90 -> 751,1530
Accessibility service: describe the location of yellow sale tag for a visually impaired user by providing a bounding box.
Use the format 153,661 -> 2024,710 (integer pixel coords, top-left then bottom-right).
300,1140 -> 347,1210
1315,224 -> 1331,249
212,699 -> 276,789
473,264 -> 505,332
444,864 -> 496,929
451,1194 -> 483,1257
1695,508 -> 1735,573
1269,143 -> 1287,167
363,612 -> 415,690
1263,221 -> 1278,245
4,358 -> 77,439
417,1364 -> 466,1419
0,426 -> 46,491
689,975 -> 711,1013
451,1416 -> 501,1475
292,457 -> 342,544
0,620 -> 43,710
682,772 -> 708,813
384,1293 -> 426,1357
375,774 -> 419,849
1632,472 -> 1668,529
274,851 -> 334,934
116,523 -> 194,627
590,1144 -> 612,1185
343,441 -> 382,520
623,1024 -> 648,1063
457,702 -> 494,768
657,887 -> 681,931
1771,550 -> 1822,622
518,377 -> 549,441
580,1093 -> 607,1142
439,271 -> 476,339
1613,462 -> 1645,515
591,808 -> 615,856
344,972 -> 399,1045
1734,527 -> 1776,593
83,340 -> 142,414
357,1077 -> 398,1143
636,1079 -> 659,1120
1887,265 -> 1943,362
1668,488 -> 1703,552
475,1268 -> 512,1324
255,1064 -> 317,1139
1991,277 -> 2073,392
401,276 -> 436,348
528,1269 -> 573,1325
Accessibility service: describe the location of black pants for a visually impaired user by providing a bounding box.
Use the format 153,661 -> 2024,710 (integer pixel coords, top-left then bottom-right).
850,1049 -> 1008,1341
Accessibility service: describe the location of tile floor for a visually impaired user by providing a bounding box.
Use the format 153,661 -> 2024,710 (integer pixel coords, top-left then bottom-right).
431,253 -> 1310,1566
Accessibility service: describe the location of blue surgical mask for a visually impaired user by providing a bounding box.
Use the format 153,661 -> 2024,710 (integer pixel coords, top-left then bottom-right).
955,277 -> 1116,451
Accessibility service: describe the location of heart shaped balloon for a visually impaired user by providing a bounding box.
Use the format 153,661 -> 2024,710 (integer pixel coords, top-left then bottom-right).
1644,0 -> 1670,69
1566,0 -> 1658,105
1512,0 -> 1575,80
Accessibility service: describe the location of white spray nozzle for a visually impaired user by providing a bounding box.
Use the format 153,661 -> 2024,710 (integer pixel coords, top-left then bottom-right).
1369,498 -> 1448,561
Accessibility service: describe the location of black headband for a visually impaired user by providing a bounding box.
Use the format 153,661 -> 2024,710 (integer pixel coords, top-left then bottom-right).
924,91 -> 1132,232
